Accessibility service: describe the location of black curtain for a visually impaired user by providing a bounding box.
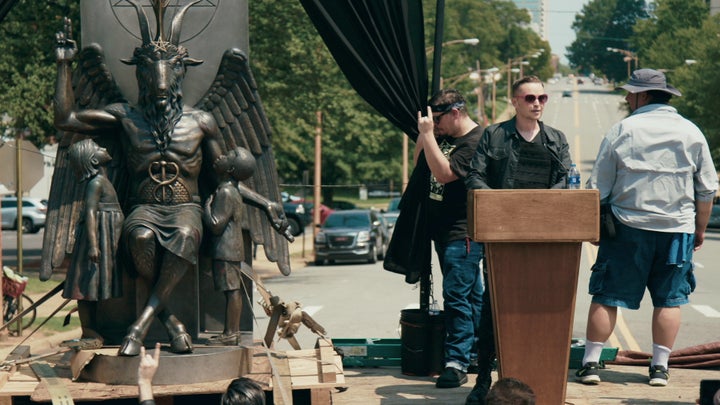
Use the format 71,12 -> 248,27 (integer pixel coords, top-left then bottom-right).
298,0 -> 428,141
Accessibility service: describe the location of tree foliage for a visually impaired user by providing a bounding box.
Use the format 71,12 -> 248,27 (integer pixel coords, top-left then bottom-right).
566,0 -> 648,81
0,0 -> 80,144
632,0 -> 720,163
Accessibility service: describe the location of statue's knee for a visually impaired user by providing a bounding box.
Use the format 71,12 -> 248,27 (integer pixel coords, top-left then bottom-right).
129,227 -> 155,250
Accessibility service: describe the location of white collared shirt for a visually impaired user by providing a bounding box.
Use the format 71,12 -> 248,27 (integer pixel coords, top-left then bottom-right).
588,103 -> 718,233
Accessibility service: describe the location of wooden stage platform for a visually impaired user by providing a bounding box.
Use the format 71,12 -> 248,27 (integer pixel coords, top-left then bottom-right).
0,339 -> 344,404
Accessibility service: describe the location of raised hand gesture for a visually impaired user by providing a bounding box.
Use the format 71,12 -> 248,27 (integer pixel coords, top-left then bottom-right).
55,17 -> 77,63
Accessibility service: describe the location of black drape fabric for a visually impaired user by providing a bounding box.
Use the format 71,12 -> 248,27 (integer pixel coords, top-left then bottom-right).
299,0 -> 432,283
298,0 -> 428,141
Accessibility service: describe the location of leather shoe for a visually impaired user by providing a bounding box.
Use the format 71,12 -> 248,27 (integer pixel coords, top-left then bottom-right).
436,367 -> 468,388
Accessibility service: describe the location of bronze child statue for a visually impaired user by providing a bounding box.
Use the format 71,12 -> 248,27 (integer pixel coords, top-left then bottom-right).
203,147 -> 292,345
66,138 -> 125,342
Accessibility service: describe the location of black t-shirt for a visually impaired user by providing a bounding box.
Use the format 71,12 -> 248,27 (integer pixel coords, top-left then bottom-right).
514,132 -> 553,189
425,126 -> 483,244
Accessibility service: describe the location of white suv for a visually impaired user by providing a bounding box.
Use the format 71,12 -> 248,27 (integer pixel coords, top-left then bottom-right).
1,197 -> 48,234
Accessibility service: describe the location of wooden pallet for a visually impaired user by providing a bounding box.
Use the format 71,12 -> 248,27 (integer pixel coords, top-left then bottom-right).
0,339 -> 344,405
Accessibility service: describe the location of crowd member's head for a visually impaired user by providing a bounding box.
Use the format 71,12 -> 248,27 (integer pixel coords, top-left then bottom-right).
485,377 -> 536,405
221,377 -> 266,405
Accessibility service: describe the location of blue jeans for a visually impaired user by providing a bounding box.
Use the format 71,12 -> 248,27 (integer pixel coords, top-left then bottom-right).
435,238 -> 484,371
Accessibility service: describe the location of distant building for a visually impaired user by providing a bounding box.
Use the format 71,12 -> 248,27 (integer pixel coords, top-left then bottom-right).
507,0 -> 548,41
712,0 -> 720,15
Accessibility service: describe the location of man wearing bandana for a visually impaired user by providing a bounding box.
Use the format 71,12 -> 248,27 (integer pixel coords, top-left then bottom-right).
416,89 -> 484,389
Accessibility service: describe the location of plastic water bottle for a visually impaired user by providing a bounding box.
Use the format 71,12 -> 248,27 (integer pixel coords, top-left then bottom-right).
568,163 -> 581,189
429,299 -> 440,316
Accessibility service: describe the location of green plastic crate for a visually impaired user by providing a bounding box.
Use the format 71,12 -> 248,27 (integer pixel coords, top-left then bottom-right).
333,338 -> 401,367
569,339 -> 618,369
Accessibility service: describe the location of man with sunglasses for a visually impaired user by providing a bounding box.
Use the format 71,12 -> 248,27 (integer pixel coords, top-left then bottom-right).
575,69 -> 717,388
414,88 -> 485,389
464,75 -> 573,405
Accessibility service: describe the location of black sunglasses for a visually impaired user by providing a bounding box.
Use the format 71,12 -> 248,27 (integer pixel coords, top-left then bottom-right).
516,94 -> 549,104
432,109 -> 452,123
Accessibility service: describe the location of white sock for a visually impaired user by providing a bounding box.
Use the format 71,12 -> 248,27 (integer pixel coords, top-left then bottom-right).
582,340 -> 605,365
651,343 -> 671,368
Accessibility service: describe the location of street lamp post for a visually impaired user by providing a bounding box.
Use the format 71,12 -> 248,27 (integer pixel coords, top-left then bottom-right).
425,37 -> 480,54
607,47 -> 639,78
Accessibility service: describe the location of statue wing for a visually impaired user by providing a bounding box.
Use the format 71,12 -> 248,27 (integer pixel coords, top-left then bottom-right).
195,48 -> 291,276
41,44 -> 127,281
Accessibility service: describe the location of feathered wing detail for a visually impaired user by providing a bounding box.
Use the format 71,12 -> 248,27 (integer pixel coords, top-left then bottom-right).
195,48 -> 291,276
41,44 -> 126,281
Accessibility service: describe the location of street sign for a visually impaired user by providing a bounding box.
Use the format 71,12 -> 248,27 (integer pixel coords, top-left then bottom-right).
0,139 -> 44,193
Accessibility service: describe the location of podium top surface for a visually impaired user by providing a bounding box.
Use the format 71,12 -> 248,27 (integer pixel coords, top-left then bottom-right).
468,189 -> 600,243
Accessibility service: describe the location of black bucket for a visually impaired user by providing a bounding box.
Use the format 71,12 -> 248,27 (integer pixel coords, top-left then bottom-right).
400,309 -> 445,376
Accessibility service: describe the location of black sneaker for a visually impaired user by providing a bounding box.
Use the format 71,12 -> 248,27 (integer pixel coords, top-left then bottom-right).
648,365 -> 669,387
575,361 -> 601,384
436,367 -> 468,388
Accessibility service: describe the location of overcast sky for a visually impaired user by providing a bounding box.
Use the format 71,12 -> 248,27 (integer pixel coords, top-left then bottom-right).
546,0 -> 588,65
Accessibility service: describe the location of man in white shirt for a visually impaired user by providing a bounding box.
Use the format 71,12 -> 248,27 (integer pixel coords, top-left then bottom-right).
576,69 -> 718,387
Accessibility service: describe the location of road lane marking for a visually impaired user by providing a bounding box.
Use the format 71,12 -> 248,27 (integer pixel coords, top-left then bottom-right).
691,304 -> 720,318
615,307 -> 641,352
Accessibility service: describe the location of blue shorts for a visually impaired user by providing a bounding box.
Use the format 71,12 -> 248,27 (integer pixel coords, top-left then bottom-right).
589,220 -> 696,309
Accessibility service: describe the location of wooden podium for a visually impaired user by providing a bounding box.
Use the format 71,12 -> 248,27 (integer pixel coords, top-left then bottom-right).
468,189 -> 599,404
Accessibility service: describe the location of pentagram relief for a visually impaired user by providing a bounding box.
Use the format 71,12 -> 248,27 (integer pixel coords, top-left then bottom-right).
110,0 -> 219,43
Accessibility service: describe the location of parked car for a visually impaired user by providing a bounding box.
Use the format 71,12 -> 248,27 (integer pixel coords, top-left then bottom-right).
387,197 -> 401,212
382,211 -> 399,237
282,201 -> 310,236
708,203 -> 720,229
562,90 -> 572,98
1,197 -> 48,233
328,200 -> 356,210
314,209 -> 388,265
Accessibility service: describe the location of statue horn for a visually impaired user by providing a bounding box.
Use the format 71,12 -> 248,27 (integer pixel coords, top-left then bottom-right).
168,0 -> 202,46
125,0 -> 151,45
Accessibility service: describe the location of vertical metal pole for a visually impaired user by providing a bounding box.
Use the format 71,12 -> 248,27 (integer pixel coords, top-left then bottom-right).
313,111 -> 322,245
15,135 -> 24,336
430,0 -> 445,95
422,0 -> 446,312
492,76 -> 497,123
507,59 -> 512,102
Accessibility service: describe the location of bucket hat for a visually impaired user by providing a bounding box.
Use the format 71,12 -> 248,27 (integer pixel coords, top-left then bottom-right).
617,68 -> 681,96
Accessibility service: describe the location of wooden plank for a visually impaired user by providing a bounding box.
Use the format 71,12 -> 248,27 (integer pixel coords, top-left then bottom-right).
468,189 -> 600,242
315,339 -> 336,384
271,352 -> 293,405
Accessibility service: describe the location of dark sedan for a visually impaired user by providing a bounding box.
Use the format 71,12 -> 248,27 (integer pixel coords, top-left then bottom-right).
708,203 -> 720,229
314,209 -> 388,265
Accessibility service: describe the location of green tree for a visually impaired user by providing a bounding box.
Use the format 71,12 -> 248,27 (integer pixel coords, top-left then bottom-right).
248,1 -> 403,201
632,0 -> 708,71
566,0 -> 648,81
0,0 -> 80,145
633,1 -> 720,164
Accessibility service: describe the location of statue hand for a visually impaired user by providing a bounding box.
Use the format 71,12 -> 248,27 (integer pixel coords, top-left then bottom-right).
268,202 -> 294,242
89,246 -> 100,263
55,17 -> 77,63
